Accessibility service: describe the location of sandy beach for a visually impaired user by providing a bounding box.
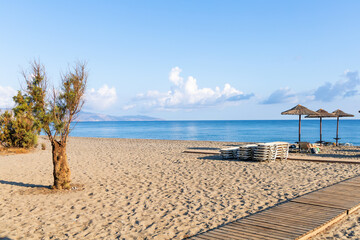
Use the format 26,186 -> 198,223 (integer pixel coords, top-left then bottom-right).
1,137 -> 360,239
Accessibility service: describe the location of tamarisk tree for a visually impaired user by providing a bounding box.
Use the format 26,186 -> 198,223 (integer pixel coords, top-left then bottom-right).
20,61 -> 87,189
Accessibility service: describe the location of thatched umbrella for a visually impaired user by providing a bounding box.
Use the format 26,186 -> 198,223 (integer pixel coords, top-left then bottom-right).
281,104 -> 319,143
332,109 -> 354,146
305,109 -> 336,144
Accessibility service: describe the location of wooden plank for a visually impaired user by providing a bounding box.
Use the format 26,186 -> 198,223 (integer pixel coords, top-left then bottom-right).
271,207 -> 343,217
246,213 -> 322,230
300,189 -> 360,197
291,198 -> 350,210
296,211 -> 347,240
219,226 -> 271,240
230,222 -> 297,240
240,218 -> 305,235
304,194 -> 360,204
246,214 -> 317,230
241,217 -> 310,233
202,230 -> 243,240
254,208 -> 341,222
294,195 -> 359,208
266,204 -> 343,215
280,201 -> 346,212
211,227 -> 262,240
314,186 -> 360,193
322,185 -> 360,192
341,178 -> 360,184
312,189 -> 360,198
315,189 -> 360,198
193,233 -> 223,240
253,211 -> 334,224
348,202 -> 360,214
223,223 -> 290,240
190,237 -> 212,240
295,195 -> 360,206
221,224 -> 283,239
256,211 -> 341,225
340,182 -> 360,187
293,194 -> 357,205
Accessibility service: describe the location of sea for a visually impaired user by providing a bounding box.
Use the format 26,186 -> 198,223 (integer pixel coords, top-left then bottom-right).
69,119 -> 360,146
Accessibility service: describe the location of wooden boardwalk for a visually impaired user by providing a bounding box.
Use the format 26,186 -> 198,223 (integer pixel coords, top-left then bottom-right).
189,176 -> 360,240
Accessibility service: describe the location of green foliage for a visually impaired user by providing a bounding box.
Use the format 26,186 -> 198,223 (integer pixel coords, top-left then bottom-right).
0,110 -> 38,148
0,61 -> 87,150
18,61 -> 87,144
0,111 -> 13,147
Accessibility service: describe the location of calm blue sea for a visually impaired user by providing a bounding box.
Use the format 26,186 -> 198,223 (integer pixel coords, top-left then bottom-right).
69,120 -> 360,145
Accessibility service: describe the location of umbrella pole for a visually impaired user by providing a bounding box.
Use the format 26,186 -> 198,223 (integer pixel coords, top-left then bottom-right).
320,117 -> 322,144
336,117 -> 339,146
299,114 -> 301,144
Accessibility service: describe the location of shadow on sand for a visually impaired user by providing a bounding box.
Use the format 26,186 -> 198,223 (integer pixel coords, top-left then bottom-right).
0,180 -> 50,189
197,155 -> 259,163
187,147 -> 220,150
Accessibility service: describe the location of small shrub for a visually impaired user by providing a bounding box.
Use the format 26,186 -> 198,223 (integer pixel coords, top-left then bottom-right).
41,143 -> 46,150
0,111 -> 38,149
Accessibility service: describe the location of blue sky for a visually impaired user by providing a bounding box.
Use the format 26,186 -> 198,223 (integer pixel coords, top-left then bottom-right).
1,0 -> 360,120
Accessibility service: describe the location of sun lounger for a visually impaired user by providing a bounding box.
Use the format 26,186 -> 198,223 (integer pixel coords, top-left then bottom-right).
221,142 -> 289,161
237,144 -> 257,160
220,147 -> 239,159
253,143 -> 277,161
270,142 -> 290,160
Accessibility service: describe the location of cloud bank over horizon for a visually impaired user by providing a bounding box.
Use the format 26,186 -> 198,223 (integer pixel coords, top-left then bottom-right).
314,70 -> 360,101
85,84 -> 117,110
126,67 -> 254,111
262,70 -> 360,105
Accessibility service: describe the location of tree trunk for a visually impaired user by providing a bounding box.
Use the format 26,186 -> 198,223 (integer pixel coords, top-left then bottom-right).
51,141 -> 71,189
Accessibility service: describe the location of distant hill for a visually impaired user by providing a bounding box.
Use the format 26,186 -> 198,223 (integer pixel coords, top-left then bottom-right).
0,109 -> 163,121
77,111 -> 163,122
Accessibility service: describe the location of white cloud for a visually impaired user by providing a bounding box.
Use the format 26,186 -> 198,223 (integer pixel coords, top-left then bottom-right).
262,70 -> 360,105
86,85 -> 117,110
123,104 -> 135,110
0,86 -> 17,108
314,70 -> 360,102
261,87 -> 298,104
129,67 -> 253,110
169,66 -> 183,86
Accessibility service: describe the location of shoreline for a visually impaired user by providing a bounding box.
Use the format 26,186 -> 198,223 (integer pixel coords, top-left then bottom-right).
1,137 -> 360,239
41,135 -> 360,148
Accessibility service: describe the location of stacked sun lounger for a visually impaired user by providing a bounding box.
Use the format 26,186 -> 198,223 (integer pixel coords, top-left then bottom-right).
272,142 -> 290,160
220,147 -> 239,159
253,143 -> 277,161
220,142 -> 290,161
237,144 -> 257,160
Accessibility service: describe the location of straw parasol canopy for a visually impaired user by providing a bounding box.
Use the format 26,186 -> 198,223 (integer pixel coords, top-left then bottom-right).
281,104 -> 319,143
305,109 -> 336,144
332,109 -> 354,146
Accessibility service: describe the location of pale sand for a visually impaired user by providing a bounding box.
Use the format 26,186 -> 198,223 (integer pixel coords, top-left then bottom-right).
1,137 -> 360,239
